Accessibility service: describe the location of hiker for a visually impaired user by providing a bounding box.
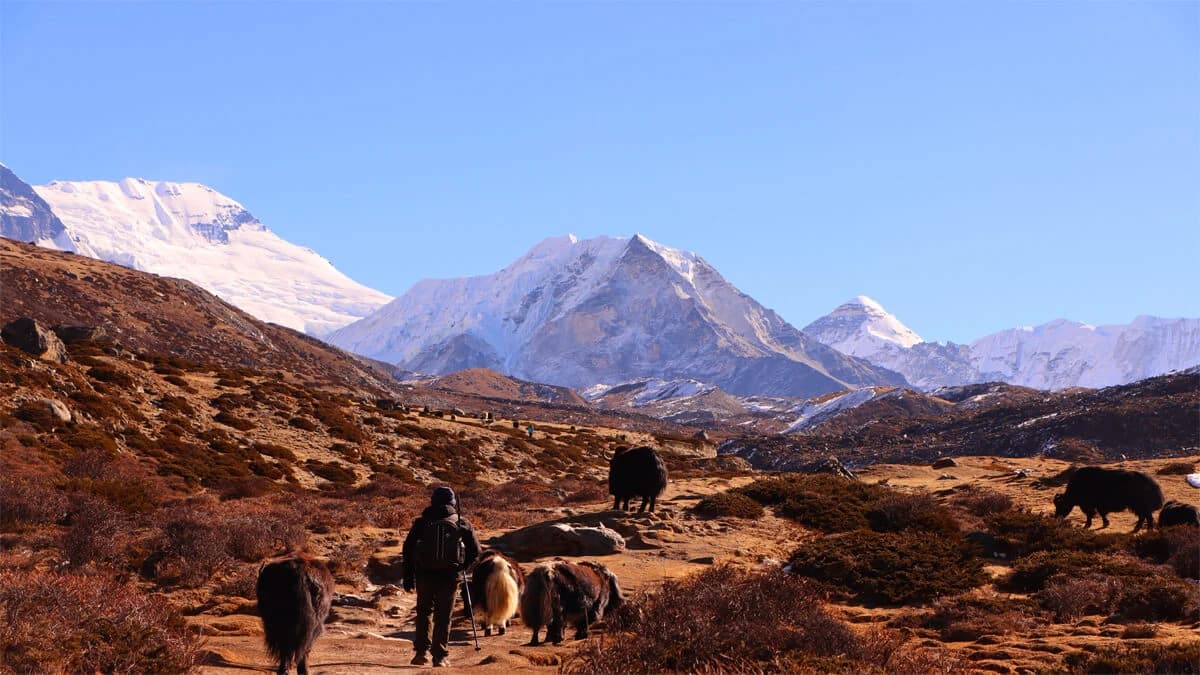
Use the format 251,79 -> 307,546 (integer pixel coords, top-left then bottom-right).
402,486 -> 481,668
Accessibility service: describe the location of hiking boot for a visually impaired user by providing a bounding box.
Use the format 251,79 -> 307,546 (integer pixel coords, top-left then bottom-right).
410,652 -> 429,666
432,656 -> 450,668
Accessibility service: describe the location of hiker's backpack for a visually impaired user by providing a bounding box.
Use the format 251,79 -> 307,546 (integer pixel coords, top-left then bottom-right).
415,515 -> 466,572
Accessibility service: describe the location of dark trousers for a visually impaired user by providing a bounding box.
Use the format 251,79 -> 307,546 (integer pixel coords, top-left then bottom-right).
413,572 -> 459,658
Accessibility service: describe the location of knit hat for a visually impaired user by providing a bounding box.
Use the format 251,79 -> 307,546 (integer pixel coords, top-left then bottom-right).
431,486 -> 456,507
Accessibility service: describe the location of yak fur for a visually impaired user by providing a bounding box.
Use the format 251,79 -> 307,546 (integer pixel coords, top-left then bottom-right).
608,445 -> 668,513
1159,500 -> 1200,528
1053,466 -> 1164,532
467,549 -> 525,636
519,560 -> 623,646
256,553 -> 334,675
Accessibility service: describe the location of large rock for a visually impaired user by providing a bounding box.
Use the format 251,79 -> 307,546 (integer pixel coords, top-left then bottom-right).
2,318 -> 68,363
52,325 -> 107,345
491,522 -> 626,561
41,399 -> 72,424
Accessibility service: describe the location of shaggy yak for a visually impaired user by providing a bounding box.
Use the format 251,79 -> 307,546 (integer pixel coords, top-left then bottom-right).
467,549 -> 525,636
608,445 -> 669,513
520,560 -> 623,646
256,553 -> 335,675
1053,466 -> 1164,532
1158,500 -> 1200,528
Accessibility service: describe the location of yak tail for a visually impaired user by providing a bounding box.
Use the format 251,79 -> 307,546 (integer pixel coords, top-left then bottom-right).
256,559 -> 309,671
520,564 -> 556,630
483,557 -> 520,626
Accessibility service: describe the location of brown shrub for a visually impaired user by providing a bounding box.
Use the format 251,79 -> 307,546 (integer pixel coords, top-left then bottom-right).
693,492 -> 764,519
61,495 -> 130,567
306,460 -> 357,485
1133,526 -> 1200,579
0,567 -> 201,673
151,508 -> 231,587
1036,575 -> 1117,621
288,416 -> 319,431
11,401 -> 61,432
213,563 -> 259,600
1122,623 -> 1160,639
866,493 -> 960,536
564,566 -> 917,674
222,507 -> 305,562
1003,550 -> 1158,593
1063,641 -> 1200,674
158,394 -> 195,416
86,365 -> 134,388
0,477 -> 68,531
897,594 -> 1046,641
985,509 -> 1127,557
213,410 -> 254,431
948,486 -> 1015,517
786,530 -> 986,605
1156,461 -> 1196,476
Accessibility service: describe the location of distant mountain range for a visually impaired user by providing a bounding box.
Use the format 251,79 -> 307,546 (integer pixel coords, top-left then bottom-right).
804,295 -> 1200,391
4,162 -> 1196,397
0,164 -> 389,334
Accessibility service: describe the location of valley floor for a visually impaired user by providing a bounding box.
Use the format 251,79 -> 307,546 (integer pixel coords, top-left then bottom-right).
194,455 -> 1200,674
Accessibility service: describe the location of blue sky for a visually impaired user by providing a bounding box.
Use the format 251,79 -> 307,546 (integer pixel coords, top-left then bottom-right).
2,2 -> 1196,343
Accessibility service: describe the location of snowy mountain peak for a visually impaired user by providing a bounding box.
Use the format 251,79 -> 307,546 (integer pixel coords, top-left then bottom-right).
805,296 -> 924,357
330,234 -> 904,397
13,172 -> 391,335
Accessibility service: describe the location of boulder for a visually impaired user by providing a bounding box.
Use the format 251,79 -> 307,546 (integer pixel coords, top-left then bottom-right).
491,522 -> 626,561
810,456 -> 856,480
366,552 -> 405,585
52,325 -> 107,345
2,318 -> 68,363
931,457 -> 958,469
693,430 -> 710,441
41,398 -> 72,424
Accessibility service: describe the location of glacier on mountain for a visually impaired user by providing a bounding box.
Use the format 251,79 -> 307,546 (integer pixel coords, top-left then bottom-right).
27,177 -> 390,334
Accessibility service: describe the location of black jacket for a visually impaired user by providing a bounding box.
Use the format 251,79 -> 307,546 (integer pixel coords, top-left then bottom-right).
401,504 -> 481,583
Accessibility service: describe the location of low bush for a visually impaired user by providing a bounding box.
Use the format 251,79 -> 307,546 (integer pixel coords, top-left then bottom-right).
693,492 -> 764,519
11,401 -> 61,432
288,416 -> 319,432
896,594 -> 1046,642
985,509 -> 1126,557
0,567 -> 201,673
86,365 -> 134,388
0,477 -> 68,531
866,493 -> 959,536
222,506 -> 305,562
1001,550 -> 1154,593
150,508 -> 231,587
1063,641 -> 1200,674
787,530 -> 986,605
1133,526 -> 1200,579
305,460 -> 357,485
563,565 -> 923,674
61,495 -> 130,567
1156,461 -> 1196,476
733,475 -> 960,536
213,410 -> 255,431
947,486 -> 1014,517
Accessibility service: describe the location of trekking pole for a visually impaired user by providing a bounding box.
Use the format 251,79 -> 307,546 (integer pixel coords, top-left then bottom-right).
460,568 -> 481,651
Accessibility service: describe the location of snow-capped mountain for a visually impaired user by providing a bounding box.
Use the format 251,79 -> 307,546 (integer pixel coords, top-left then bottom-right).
805,296 -> 1200,391
329,234 -> 905,397
968,317 -> 1200,390
0,164 -> 73,250
19,175 -> 390,334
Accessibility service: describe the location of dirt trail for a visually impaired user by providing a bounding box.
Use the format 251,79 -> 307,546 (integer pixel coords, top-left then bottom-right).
196,475 -> 802,673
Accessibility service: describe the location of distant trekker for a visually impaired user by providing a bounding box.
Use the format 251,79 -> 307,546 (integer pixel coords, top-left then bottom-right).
402,487 -> 481,668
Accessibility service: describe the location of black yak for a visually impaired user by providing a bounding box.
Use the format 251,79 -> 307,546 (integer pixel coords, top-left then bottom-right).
1053,466 -> 1164,532
468,549 -> 525,636
256,553 -> 335,675
1159,500 -> 1200,528
520,560 -> 623,646
608,445 -> 668,513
